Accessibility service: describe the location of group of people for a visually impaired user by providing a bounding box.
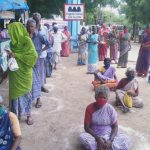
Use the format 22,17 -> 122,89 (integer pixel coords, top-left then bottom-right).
78,23 -> 150,78
77,24 -> 131,73
79,24 -> 150,150
0,12 -> 72,149
80,64 -> 144,150
0,17 -> 149,149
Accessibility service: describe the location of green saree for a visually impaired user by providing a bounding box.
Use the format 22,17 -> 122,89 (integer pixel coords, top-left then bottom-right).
8,22 -> 38,100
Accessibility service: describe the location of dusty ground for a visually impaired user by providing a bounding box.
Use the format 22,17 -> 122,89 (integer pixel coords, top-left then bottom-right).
0,42 -> 150,150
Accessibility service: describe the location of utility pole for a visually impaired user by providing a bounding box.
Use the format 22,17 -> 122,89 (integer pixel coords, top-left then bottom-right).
66,0 -> 81,52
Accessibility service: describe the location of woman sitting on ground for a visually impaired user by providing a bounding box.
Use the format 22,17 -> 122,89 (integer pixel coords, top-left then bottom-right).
92,58 -> 117,90
116,68 -> 143,113
0,96 -> 22,150
80,86 -> 130,150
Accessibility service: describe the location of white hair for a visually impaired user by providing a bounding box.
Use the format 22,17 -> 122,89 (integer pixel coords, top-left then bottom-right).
125,67 -> 135,75
95,86 -> 110,99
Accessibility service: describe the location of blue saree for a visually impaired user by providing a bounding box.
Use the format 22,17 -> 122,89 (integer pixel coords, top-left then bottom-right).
0,112 -> 21,150
87,34 -> 99,73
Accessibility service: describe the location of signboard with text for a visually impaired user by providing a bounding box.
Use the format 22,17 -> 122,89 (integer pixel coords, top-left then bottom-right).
64,4 -> 85,21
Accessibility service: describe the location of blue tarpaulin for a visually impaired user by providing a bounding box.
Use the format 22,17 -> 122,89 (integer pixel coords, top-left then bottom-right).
0,0 -> 29,11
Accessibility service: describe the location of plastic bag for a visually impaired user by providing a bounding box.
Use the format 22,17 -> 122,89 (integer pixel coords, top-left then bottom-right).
123,93 -> 133,108
8,58 -> 19,71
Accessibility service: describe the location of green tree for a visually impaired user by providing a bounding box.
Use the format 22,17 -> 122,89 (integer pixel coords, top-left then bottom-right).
122,0 -> 150,24
27,0 -> 64,17
82,0 -> 119,24
119,0 -> 150,38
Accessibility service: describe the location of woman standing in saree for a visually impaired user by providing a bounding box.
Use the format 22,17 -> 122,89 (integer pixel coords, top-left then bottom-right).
77,27 -> 88,65
61,26 -> 71,57
117,26 -> 131,68
136,25 -> 150,77
109,27 -> 118,63
8,22 -> 38,125
98,24 -> 109,61
87,26 -> 99,73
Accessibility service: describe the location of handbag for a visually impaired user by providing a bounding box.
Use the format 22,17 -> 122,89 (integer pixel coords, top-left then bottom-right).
123,93 -> 133,108
8,58 -> 19,71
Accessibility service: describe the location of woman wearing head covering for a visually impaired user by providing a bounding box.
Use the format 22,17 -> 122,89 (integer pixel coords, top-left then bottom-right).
136,25 -> 150,77
77,27 -> 88,65
116,68 -> 143,113
61,26 -> 71,57
87,26 -> 99,73
80,86 -> 130,150
0,96 -> 22,149
8,22 -> 38,125
117,26 -> 131,68
92,58 -> 117,90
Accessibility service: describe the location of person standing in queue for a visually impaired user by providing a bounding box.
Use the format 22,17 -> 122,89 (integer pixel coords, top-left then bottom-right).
32,12 -> 49,93
26,19 -> 49,109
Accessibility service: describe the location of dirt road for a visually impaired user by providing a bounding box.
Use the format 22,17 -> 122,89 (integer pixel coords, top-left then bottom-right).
0,42 -> 150,150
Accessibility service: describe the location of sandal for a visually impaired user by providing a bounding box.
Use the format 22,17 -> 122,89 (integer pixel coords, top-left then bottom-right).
122,107 -> 130,113
35,99 -> 42,108
41,87 -> 49,93
26,116 -> 34,125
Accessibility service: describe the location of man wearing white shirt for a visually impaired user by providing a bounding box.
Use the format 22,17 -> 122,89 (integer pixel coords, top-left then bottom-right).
52,25 -> 67,69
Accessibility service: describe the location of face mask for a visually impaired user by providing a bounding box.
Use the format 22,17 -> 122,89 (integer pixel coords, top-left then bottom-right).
96,98 -> 107,107
0,106 -> 5,117
104,63 -> 110,68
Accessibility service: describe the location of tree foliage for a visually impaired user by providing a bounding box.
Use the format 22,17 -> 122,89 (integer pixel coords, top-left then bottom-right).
122,0 -> 150,24
27,0 -> 64,18
81,0 -> 119,24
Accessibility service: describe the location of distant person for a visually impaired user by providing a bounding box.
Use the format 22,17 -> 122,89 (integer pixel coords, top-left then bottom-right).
8,22 -> 38,125
80,86 -> 130,150
116,68 -> 143,113
108,26 -> 118,63
61,26 -> 71,57
33,12 -> 49,93
0,27 -> 7,39
98,23 -> 109,61
87,26 -> 99,73
117,26 -> 131,68
87,27 -> 92,35
44,23 -> 54,77
138,27 -> 143,43
0,96 -> 22,149
51,24 -> 67,69
136,25 -> 150,77
92,58 -> 117,90
77,27 -> 88,65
